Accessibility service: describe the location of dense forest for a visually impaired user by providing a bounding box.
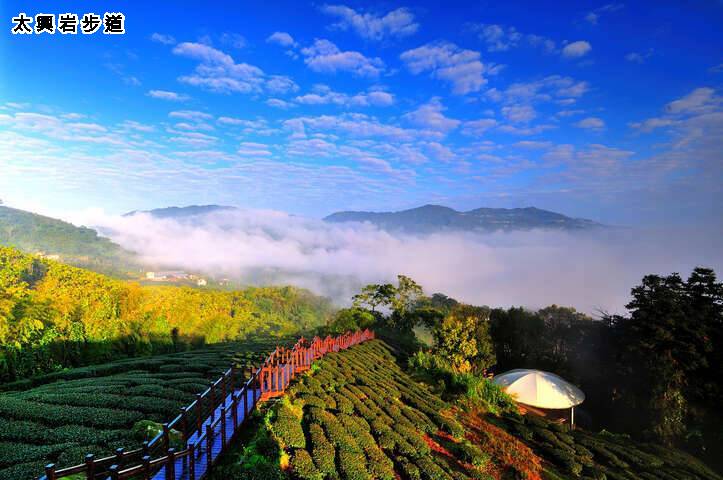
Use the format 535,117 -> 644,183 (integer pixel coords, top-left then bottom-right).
317,272 -> 723,472
0,246 -> 333,382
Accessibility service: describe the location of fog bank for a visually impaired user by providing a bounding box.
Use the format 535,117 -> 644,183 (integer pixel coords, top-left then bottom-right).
80,209 -> 723,316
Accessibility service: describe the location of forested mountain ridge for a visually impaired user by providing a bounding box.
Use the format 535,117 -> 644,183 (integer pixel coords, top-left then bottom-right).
0,246 -> 333,383
0,206 -> 137,276
324,204 -> 603,233
123,204 -> 235,219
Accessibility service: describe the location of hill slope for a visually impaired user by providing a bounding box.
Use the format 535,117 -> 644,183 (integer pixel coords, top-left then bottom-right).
0,246 -> 333,382
324,204 -> 602,233
0,206 -> 136,275
219,340 -> 721,480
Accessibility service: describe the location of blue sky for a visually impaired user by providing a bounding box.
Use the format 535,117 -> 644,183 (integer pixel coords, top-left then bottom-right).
0,0 -> 721,225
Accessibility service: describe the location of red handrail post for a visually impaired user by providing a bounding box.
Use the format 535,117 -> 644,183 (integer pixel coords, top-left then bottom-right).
142,455 -> 152,480
44,464 -> 56,480
196,393 -> 203,434
108,464 -> 119,480
221,405 -> 227,448
206,424 -> 213,470
162,424 -> 170,452
232,394 -> 239,430
166,448 -> 176,480
189,445 -> 196,480
209,381 -> 216,421
243,386 -> 248,419
84,454 -> 95,479
181,406 -> 188,440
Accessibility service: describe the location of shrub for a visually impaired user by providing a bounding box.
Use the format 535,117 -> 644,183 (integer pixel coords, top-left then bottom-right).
396,455 -> 422,480
309,424 -> 336,477
454,441 -> 489,467
337,449 -> 371,480
272,399 -> 306,449
292,449 -> 322,480
434,414 -> 464,439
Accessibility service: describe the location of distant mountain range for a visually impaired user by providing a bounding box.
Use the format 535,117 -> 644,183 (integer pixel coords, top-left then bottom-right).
324,204 -> 602,233
126,203 -> 603,233
124,205 -> 236,219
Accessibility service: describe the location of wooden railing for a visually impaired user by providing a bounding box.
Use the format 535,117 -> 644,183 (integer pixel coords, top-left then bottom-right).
40,329 -> 375,480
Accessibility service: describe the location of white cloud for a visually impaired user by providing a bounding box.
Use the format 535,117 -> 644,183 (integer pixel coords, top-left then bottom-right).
462,118 -> 498,136
403,98 -> 460,133
146,90 -> 189,101
265,75 -> 299,94
169,110 -> 213,121
173,42 -> 235,65
562,41 -> 592,58
400,41 -> 486,95
301,39 -> 384,77
665,87 -> 717,114
625,49 -> 653,64
266,98 -> 296,109
267,32 -> 297,47
585,3 -> 624,25
574,117 -> 606,130
470,23 -> 557,54
151,33 -> 176,45
173,42 -> 295,96
502,105 -> 536,123
82,210 -> 723,315
220,33 -> 247,49
295,85 -> 394,107
238,141 -> 273,157
320,4 -> 418,41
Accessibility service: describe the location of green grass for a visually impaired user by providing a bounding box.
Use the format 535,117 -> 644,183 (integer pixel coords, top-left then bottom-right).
0,337 -> 284,480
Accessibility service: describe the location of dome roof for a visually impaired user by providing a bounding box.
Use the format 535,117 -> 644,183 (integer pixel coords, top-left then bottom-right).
492,369 -> 585,409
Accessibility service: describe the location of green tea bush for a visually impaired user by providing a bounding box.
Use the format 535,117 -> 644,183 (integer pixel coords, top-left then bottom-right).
292,449 -> 322,480
308,423 -> 336,478
434,414 -> 465,439
272,399 -> 305,449
337,449 -> 371,480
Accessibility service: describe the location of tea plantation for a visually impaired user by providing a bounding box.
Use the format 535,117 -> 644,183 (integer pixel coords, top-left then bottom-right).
0,338 -> 282,480
250,340 -> 721,480
257,340 -> 504,480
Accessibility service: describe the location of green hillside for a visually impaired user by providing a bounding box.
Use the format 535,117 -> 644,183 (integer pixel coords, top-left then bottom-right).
0,338 -> 280,480
0,246 -> 334,382
214,340 -> 721,480
0,206 -> 137,276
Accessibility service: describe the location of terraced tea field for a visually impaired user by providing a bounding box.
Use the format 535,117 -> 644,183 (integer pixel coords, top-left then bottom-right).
254,340 -> 721,480
0,338 -> 283,480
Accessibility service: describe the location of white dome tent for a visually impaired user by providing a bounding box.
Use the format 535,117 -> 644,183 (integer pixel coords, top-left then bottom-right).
492,369 -> 585,427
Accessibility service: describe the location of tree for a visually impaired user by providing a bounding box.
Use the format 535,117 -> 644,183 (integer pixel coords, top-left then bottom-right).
352,283 -> 395,313
611,268 -> 722,444
327,307 -> 376,334
433,304 -> 496,374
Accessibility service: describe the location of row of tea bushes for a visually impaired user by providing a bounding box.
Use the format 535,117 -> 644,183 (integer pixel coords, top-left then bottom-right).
0,337 -> 282,480
266,340 -> 495,480
493,412 -> 721,480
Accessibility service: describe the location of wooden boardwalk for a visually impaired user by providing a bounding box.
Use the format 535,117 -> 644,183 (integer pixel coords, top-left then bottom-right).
152,387 -> 259,480
41,330 -> 375,480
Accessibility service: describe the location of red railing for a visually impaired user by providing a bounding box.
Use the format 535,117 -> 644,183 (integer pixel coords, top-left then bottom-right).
40,329 -> 375,480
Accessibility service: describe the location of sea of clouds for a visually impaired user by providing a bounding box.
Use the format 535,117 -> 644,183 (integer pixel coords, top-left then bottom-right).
76,208 -> 723,316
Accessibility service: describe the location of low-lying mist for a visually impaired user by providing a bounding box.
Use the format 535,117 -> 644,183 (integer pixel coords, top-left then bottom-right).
82,209 -> 723,316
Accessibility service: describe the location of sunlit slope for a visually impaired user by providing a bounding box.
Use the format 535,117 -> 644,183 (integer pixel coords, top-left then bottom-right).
0,246 -> 333,382
0,206 -> 137,275
251,340 -> 720,480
